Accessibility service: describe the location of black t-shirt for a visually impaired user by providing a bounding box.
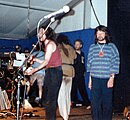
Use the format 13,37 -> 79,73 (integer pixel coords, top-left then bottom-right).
73,51 -> 86,76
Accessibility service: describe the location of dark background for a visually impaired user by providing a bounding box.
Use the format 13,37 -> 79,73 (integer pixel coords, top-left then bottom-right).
108,0 -> 130,112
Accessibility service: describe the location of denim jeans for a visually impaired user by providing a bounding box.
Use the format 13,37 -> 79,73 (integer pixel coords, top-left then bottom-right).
43,66 -> 62,120
91,77 -> 113,120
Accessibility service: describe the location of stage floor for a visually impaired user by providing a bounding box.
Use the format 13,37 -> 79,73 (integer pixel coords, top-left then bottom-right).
0,106 -> 124,120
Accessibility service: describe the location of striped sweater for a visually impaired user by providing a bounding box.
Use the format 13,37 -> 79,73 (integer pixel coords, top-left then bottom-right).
87,43 -> 120,78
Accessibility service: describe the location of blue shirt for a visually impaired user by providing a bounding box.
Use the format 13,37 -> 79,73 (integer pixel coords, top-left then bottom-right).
32,51 -> 45,75
87,43 -> 120,78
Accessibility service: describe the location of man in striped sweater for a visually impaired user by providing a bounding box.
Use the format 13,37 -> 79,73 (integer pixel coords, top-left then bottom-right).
87,25 -> 120,120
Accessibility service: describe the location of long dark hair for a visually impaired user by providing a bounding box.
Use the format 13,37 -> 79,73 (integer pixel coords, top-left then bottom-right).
95,25 -> 111,44
40,26 -> 57,43
56,34 -> 70,57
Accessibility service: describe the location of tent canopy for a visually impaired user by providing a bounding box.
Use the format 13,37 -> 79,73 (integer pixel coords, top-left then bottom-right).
0,0 -> 82,39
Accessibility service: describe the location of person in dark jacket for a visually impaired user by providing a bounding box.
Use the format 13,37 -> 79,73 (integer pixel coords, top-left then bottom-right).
71,39 -> 90,109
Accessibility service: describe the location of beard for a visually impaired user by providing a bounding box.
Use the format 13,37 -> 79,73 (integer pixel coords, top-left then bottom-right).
97,36 -> 105,41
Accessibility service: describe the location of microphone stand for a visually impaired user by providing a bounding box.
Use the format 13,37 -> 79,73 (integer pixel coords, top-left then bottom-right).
15,17 -> 56,120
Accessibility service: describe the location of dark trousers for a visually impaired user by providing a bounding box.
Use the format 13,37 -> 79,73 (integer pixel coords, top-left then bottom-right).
71,75 -> 90,106
43,66 -> 62,120
91,77 -> 113,120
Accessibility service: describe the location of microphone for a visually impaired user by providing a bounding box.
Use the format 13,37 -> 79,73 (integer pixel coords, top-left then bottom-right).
44,5 -> 70,19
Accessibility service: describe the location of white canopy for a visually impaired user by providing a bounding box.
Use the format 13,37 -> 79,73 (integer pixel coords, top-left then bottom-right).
0,0 -> 107,39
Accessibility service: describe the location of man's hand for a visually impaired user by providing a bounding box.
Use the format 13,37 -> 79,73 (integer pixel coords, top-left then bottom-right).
88,75 -> 92,90
107,77 -> 114,88
25,67 -> 35,75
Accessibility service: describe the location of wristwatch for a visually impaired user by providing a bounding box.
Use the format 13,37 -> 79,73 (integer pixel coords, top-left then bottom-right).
110,74 -> 115,78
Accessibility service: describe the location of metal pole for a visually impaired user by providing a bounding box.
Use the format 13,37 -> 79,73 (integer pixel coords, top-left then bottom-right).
16,76 -> 21,120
